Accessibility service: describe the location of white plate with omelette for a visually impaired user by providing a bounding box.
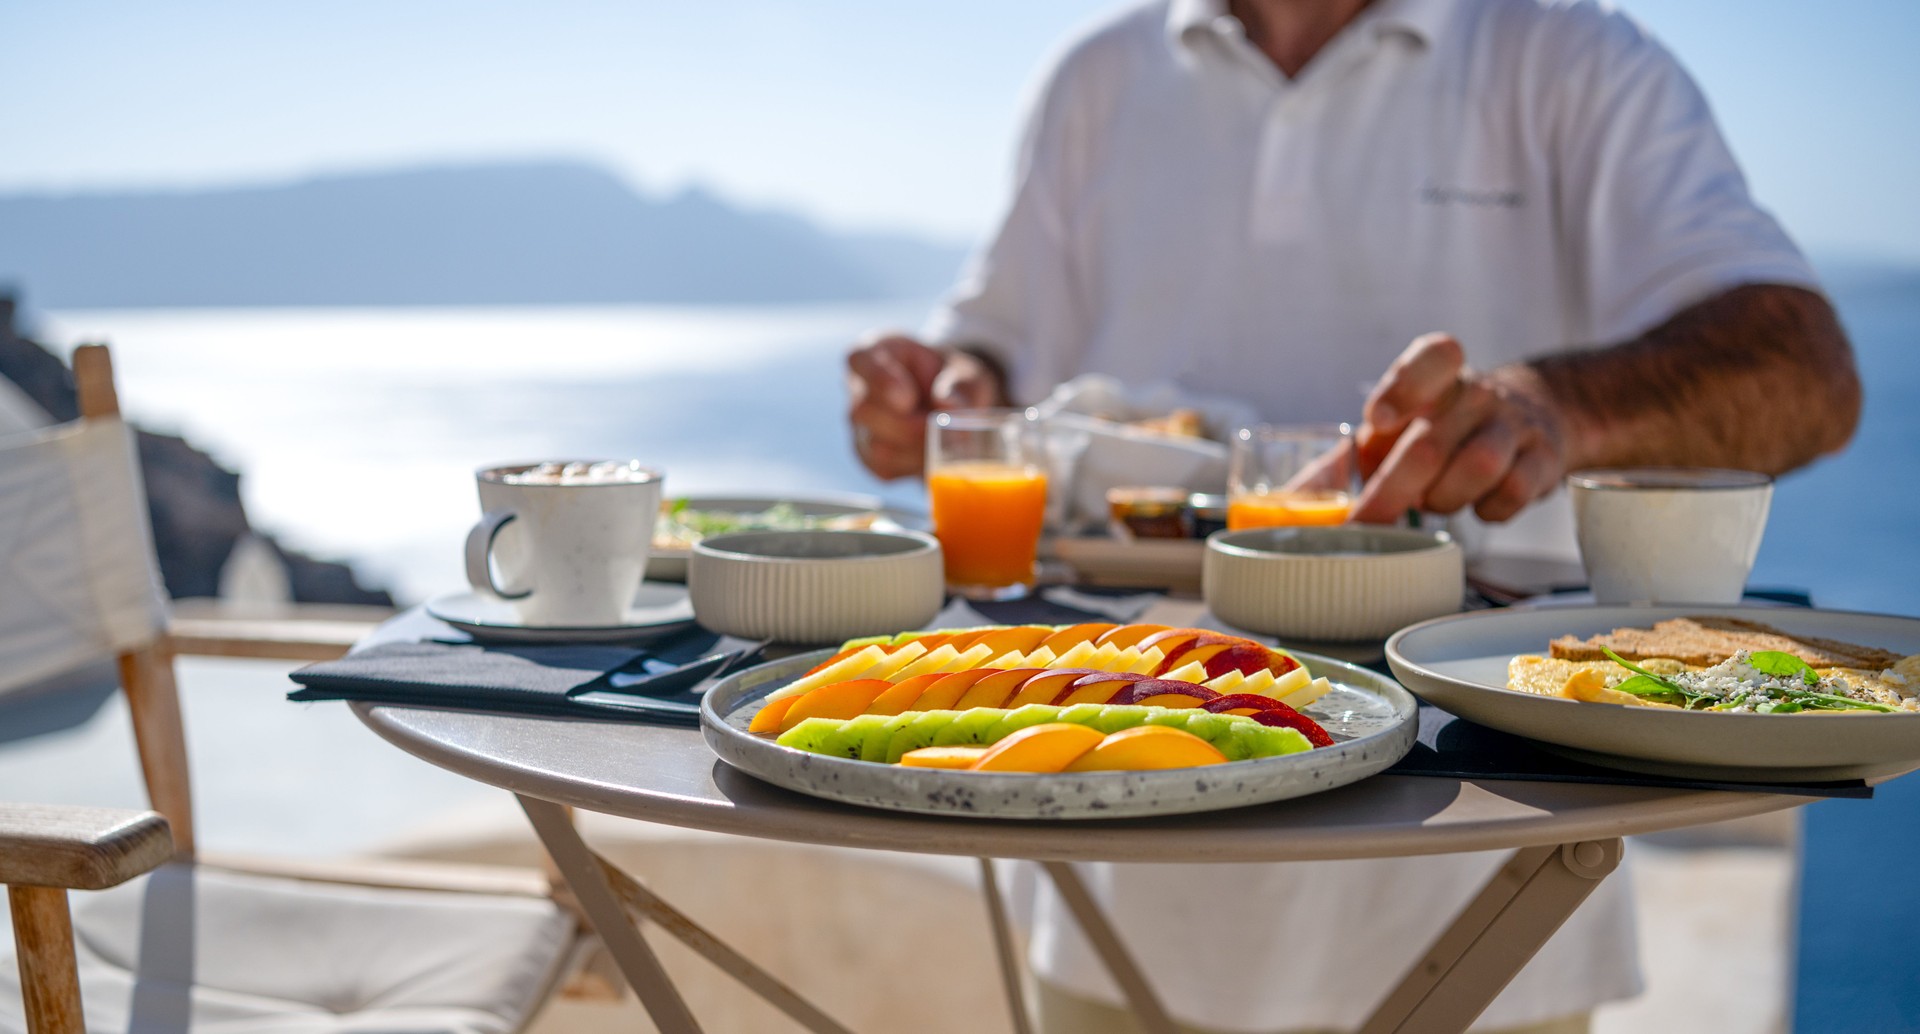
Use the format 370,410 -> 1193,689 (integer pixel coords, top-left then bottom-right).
1386,605 -> 1920,782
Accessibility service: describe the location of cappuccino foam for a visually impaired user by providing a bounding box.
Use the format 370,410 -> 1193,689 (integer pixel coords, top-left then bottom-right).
494,460 -> 657,486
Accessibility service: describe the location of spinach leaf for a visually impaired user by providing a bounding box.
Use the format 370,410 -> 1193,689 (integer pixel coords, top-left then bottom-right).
1784,689 -> 1896,713
1614,674 -> 1689,705
1749,650 -> 1819,686
1603,648 -> 1681,689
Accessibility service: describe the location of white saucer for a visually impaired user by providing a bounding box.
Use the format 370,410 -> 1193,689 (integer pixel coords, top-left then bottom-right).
426,582 -> 697,643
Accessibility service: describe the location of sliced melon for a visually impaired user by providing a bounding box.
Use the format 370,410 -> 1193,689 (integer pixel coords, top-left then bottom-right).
765,645 -> 887,702
1052,640 -> 1101,670
863,640 -> 930,681
889,644 -> 962,680
1126,647 -> 1166,675
1281,676 -> 1335,710
1269,665 -> 1312,697
1203,670 -> 1248,695
936,643 -> 995,673
1163,660 -> 1209,684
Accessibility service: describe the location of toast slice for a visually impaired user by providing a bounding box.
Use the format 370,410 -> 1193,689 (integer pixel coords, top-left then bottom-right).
1548,616 -> 1903,670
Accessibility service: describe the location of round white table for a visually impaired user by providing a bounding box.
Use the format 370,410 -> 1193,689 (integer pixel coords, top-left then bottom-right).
355,675 -> 1807,1034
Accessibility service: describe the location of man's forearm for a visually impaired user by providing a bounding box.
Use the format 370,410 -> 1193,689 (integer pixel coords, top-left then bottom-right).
1524,284 -> 1862,475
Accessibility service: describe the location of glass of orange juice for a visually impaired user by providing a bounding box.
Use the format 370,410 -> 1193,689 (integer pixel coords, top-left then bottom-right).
1227,423 -> 1355,531
927,408 -> 1049,600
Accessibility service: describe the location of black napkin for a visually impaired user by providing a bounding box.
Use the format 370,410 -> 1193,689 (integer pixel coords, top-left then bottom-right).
287,630 -> 759,725
1386,703 -> 1873,798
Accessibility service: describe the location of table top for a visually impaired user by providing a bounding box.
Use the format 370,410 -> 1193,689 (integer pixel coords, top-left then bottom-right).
351,609 -> 1807,863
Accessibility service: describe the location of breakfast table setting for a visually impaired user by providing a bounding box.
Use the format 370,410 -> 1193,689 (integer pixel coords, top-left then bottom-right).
285,422 -> 1920,1034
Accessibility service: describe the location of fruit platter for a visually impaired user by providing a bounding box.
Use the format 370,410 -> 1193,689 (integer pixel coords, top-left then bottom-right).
700,622 -> 1418,819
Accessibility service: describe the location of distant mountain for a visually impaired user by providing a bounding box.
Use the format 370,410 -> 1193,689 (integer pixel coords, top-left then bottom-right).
0,162 -> 972,307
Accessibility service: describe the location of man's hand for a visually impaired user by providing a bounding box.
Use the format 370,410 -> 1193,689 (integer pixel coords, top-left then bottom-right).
1351,334 -> 1574,524
846,334 -> 1006,479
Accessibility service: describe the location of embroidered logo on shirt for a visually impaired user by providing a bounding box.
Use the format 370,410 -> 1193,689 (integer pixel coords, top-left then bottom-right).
1419,185 -> 1525,208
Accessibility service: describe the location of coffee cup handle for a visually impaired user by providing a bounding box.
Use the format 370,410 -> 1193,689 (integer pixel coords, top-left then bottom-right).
465,509 -> 532,600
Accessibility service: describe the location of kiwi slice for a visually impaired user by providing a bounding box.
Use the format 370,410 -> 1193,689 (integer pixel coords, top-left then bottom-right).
931,709 -> 1012,747
861,714 -> 920,763
885,710 -> 963,764
1179,712 -> 1238,744
1142,708 -> 1194,729
1056,702 -> 1108,727
987,704 -> 1064,741
777,718 -> 864,759
1085,705 -> 1155,734
1219,723 -> 1311,761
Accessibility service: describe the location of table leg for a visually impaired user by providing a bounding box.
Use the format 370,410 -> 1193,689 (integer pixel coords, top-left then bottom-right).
1040,861 -> 1180,1034
519,795 -> 704,1034
978,858 -> 1034,1034
1359,839 -> 1624,1034
519,795 -> 859,1034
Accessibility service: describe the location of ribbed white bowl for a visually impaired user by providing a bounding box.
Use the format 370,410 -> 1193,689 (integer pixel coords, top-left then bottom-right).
689,530 -> 945,645
1204,527 -> 1463,641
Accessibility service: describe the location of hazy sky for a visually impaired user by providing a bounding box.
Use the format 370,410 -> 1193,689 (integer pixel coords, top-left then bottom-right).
4,0 -> 1916,259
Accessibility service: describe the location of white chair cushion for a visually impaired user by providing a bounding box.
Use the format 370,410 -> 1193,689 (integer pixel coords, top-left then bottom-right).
0,863 -> 575,1034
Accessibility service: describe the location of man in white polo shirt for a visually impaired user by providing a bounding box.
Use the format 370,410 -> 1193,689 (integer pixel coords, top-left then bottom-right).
845,0 -> 1861,1031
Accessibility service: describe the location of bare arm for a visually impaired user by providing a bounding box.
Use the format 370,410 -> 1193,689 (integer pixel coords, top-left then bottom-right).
1352,284 -> 1862,523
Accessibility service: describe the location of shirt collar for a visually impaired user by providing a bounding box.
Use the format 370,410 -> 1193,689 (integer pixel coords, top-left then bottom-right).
1167,0 -> 1453,51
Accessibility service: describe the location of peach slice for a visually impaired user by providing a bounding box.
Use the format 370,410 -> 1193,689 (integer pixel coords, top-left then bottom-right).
970,625 -> 1053,660
866,672 -> 949,716
900,745 -> 991,769
1200,693 -> 1286,716
1108,679 -> 1219,706
915,669 -> 1000,711
969,723 -> 1104,773
1052,672 -> 1147,706
1136,627 -> 1207,659
1006,669 -> 1098,708
748,695 -> 798,734
1094,623 -> 1170,650
1038,622 -> 1118,654
940,628 -> 996,651
1063,726 -> 1228,772
779,679 -> 895,732
765,644 -> 888,702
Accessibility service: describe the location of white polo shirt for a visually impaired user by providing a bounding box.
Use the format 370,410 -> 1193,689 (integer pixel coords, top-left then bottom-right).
926,0 -> 1816,1028
927,0 -> 1817,564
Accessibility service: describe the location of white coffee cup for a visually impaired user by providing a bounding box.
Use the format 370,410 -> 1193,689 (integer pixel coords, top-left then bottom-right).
464,460 -> 664,626
1569,467 -> 1773,605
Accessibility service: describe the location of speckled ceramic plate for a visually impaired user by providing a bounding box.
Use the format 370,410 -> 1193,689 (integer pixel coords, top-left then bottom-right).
700,650 -> 1417,820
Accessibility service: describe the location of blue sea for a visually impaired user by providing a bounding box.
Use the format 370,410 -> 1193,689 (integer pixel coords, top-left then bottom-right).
33,271 -> 1920,616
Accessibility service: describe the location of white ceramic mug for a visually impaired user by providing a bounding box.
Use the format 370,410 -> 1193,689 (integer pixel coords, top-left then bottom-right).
1569,468 -> 1773,605
464,460 -> 663,626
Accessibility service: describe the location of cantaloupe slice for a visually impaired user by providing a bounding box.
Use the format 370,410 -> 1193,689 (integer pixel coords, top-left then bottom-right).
765,645 -> 887,702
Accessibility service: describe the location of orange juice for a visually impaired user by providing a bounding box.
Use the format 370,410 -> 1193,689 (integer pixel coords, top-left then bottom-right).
928,461 -> 1049,590
1226,490 -> 1352,529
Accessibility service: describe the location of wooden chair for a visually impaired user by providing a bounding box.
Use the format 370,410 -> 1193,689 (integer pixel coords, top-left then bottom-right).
0,345 -> 590,1034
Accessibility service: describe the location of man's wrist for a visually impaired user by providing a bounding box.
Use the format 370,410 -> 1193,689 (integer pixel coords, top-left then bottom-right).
938,343 -> 1013,406
1505,360 -> 1601,472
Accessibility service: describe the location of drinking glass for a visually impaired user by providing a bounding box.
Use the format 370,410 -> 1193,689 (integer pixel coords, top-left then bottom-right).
1227,423 -> 1355,530
926,408 -> 1049,600
1569,467 -> 1773,604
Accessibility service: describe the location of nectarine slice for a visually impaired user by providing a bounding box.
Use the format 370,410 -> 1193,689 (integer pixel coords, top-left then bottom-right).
1038,623 -> 1117,654
866,672 -> 949,715
748,695 -> 798,734
1007,669 -> 1095,708
779,679 -> 895,732
900,745 -> 990,769
1094,623 -> 1169,650
1063,725 -> 1228,772
915,669 -> 999,711
956,668 -> 1044,711
969,722 -> 1104,772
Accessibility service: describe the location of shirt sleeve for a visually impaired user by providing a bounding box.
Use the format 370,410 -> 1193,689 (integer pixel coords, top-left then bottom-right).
1547,10 -> 1820,344
922,48 -> 1094,405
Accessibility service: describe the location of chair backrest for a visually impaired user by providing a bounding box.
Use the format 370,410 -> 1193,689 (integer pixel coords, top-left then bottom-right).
0,344 -> 196,856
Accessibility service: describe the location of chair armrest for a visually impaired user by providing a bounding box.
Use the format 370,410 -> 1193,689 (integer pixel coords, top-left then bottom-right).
167,602 -> 394,661
0,804 -> 172,890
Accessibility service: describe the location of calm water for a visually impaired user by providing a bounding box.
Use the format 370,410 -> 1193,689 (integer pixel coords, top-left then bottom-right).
35,279 -> 1920,615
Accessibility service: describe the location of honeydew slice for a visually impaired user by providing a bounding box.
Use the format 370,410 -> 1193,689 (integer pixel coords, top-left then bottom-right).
935,643 -> 995,673
765,645 -> 888,702
1203,670 -> 1248,695
863,641 -> 930,681
1281,676 -> 1335,710
1269,666 -> 1312,697
1125,647 -> 1165,675
1051,641 -> 1102,670
1163,660 -> 1209,684
889,644 -> 962,681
